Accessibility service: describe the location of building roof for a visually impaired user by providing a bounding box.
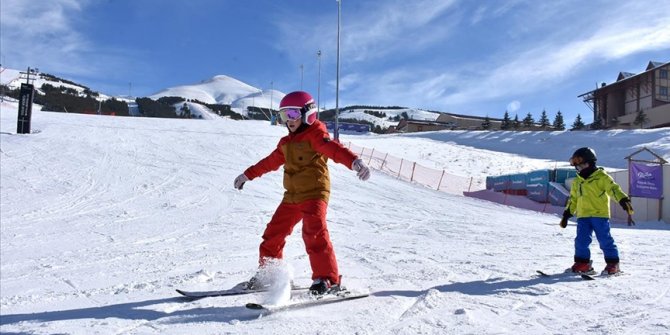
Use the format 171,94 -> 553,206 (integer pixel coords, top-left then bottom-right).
647,61 -> 665,70
579,60 -> 670,98
617,72 -> 636,81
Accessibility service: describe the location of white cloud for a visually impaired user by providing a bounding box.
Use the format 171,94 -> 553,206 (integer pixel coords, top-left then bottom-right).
507,101 -> 521,113
366,0 -> 670,110
0,0 -> 92,74
276,0 -> 460,65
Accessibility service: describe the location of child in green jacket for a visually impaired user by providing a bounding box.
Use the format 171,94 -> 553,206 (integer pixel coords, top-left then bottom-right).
560,147 -> 633,275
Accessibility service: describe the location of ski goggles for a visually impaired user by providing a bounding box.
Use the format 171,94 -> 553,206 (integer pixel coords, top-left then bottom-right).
278,108 -> 302,123
570,157 -> 584,166
569,156 -> 585,166
569,156 -> 590,171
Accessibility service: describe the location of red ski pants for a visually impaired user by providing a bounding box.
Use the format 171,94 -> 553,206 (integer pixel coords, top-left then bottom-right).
259,199 -> 339,284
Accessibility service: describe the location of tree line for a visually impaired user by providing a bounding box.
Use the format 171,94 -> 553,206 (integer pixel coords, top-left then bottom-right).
477,110 -> 590,131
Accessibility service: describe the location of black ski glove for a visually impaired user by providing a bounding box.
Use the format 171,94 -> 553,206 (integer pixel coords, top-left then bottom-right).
619,197 -> 633,213
560,209 -> 572,228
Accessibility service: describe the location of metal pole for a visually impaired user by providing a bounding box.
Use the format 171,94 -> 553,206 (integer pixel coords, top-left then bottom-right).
317,50 -> 322,120
335,0 -> 341,140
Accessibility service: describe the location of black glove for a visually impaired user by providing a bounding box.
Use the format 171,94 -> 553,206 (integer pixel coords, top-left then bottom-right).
619,197 -> 633,213
560,209 -> 572,228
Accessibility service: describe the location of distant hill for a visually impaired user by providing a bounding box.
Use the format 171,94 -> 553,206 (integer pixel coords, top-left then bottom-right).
0,66 -> 438,130
148,75 -> 285,117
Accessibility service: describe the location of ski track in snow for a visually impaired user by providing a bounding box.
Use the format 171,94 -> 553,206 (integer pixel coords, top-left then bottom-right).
1,103 -> 670,334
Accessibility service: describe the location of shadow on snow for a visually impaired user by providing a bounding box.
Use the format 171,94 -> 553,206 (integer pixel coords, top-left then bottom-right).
0,297 -> 263,326
373,274 -> 583,298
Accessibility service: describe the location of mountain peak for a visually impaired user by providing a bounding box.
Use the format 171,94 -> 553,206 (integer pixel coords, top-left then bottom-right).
149,74 -> 284,108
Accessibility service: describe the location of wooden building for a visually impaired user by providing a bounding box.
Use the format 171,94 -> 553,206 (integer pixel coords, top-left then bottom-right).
579,61 -> 670,129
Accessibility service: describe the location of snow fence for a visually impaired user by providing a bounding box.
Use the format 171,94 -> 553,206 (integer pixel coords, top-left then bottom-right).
344,142 -> 485,194
345,142 -> 670,223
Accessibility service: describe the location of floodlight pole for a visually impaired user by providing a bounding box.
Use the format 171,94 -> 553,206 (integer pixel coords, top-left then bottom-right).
335,0 -> 341,141
300,64 -> 304,90
317,50 -> 322,120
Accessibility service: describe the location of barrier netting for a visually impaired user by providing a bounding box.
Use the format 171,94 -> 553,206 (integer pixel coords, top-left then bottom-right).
344,142 -> 486,194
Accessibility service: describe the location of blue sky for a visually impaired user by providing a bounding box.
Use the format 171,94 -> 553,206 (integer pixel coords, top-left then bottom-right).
2,0 -> 669,124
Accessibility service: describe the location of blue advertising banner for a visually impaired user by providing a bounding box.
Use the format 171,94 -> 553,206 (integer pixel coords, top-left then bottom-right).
629,162 -> 663,199
526,170 -> 550,203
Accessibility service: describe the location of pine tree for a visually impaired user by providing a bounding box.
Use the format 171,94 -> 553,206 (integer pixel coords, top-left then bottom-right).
571,114 -> 585,130
500,110 -> 511,130
513,114 -> 520,130
552,110 -> 565,130
481,116 -> 492,130
522,112 -> 534,128
633,110 -> 649,128
180,103 -> 191,118
539,109 -> 550,129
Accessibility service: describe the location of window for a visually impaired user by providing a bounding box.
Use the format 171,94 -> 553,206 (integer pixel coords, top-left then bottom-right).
660,86 -> 669,96
661,69 -> 668,79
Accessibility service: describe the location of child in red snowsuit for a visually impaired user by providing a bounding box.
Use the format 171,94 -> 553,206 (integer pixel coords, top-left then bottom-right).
233,91 -> 370,294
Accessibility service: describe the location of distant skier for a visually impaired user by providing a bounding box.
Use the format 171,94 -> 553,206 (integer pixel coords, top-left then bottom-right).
233,91 -> 371,295
560,147 -> 633,275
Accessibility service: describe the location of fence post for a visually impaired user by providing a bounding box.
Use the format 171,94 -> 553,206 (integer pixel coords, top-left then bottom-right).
398,159 -> 404,179
381,153 -> 388,170
437,170 -> 446,191
467,177 -> 474,192
367,148 -> 374,165
410,162 -> 417,182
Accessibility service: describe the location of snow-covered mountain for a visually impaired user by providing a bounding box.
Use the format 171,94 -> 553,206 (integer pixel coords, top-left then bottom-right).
149,75 -> 285,115
1,66 -> 438,127
1,66 -> 434,125
0,66 -> 131,103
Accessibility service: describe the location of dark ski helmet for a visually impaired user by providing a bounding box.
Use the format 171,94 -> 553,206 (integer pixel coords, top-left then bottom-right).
570,147 -> 597,166
279,91 -> 317,125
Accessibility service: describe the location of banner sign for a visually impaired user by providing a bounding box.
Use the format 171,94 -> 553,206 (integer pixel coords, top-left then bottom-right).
17,83 -> 35,134
526,170 -> 551,203
629,162 -> 663,199
324,121 -> 370,133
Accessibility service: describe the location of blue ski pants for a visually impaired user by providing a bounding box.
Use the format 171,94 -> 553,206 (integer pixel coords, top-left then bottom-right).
574,217 -> 619,260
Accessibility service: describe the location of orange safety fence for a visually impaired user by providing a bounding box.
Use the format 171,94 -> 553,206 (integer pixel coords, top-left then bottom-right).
344,142 -> 486,195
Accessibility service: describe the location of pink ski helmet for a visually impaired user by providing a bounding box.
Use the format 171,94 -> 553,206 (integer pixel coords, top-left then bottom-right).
279,91 -> 318,125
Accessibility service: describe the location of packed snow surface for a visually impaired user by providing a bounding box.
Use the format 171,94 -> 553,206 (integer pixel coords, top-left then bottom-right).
1,101 -> 669,334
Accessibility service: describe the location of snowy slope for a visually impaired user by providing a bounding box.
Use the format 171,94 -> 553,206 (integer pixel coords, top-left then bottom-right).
337,107 -> 440,129
0,66 -> 119,101
1,102 -> 669,335
348,129 -> 670,175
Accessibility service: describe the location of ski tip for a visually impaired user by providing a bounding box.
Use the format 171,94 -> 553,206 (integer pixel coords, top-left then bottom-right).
536,270 -> 550,277
246,303 -> 265,310
581,274 -> 596,280
175,289 -> 201,300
